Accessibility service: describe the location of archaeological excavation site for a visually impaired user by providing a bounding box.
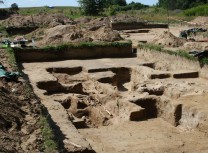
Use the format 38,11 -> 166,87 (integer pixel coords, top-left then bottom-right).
0,4 -> 208,152
15,41 -> 208,152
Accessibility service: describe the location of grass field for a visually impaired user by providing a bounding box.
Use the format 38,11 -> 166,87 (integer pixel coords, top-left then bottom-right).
183,4 -> 208,16
117,7 -> 195,23
18,6 -> 82,18
0,5 -> 201,23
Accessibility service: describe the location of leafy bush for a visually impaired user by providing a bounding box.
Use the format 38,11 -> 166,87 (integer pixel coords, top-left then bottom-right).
183,4 -> 208,16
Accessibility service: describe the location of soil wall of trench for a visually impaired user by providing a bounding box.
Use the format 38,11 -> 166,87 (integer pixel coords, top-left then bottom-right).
138,48 -> 208,132
14,45 -> 133,62
111,22 -> 168,30
138,48 -> 208,79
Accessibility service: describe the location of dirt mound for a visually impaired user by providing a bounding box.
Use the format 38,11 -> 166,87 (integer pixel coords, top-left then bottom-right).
89,26 -> 123,42
37,25 -> 88,46
151,31 -> 187,47
74,17 -> 92,24
0,49 -> 43,152
191,16 -> 208,25
37,24 -> 123,46
2,13 -> 74,28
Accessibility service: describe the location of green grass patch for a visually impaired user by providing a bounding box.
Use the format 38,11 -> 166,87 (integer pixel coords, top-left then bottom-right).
200,58 -> 208,66
13,41 -> 132,52
18,6 -> 81,18
39,114 -> 58,153
6,48 -> 18,71
139,43 -> 196,60
139,43 -> 208,65
0,25 -> 9,37
44,41 -> 132,49
116,7 -> 194,24
183,4 -> 208,16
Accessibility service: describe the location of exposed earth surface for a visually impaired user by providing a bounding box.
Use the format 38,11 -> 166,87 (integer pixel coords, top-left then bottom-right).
0,13 -> 208,153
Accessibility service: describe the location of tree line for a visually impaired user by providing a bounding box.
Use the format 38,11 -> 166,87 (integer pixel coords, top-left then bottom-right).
78,0 -> 148,15
158,0 -> 208,10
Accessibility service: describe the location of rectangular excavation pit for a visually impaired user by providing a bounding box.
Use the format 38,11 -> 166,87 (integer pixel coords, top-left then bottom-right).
173,71 -> 199,79
47,66 -> 83,75
139,62 -> 155,69
88,71 -> 117,85
88,67 -> 132,91
21,49 -> 208,153
125,29 -> 150,33
149,73 -> 171,79
37,81 -> 87,95
130,97 -> 158,119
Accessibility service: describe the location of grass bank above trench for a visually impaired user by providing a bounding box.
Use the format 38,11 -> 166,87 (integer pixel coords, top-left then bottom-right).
12,41 -> 133,62
13,41 -> 132,52
139,43 -> 208,66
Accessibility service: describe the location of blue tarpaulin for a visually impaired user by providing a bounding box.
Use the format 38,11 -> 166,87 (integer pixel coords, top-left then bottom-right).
0,64 -> 20,80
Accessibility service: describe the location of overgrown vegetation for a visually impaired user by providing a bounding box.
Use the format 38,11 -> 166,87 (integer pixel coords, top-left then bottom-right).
78,0 -> 149,16
43,41 -> 132,51
116,7 -> 194,23
18,6 -> 81,18
40,113 -> 58,152
183,4 -> 208,16
103,2 -> 148,16
0,25 -> 8,37
6,48 -> 18,71
13,41 -> 132,52
158,0 -> 208,10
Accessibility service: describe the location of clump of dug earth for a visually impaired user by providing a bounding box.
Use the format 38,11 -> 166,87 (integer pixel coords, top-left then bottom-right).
151,31 -> 187,47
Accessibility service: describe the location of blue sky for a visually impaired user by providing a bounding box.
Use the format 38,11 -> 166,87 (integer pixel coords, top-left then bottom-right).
0,0 -> 158,8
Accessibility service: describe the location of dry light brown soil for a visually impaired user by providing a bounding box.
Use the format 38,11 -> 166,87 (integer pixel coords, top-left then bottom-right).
1,14 -> 208,153
22,54 -> 208,152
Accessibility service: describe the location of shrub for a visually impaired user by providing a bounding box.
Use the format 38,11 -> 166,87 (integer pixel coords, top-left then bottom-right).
183,4 -> 208,16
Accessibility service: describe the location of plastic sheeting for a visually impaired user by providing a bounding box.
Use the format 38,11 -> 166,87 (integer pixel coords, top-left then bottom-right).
0,64 -> 20,80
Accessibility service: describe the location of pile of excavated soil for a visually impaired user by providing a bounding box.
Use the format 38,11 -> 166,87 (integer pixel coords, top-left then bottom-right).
0,49 -> 43,152
191,16 -> 208,25
74,17 -> 92,24
88,26 -> 123,42
2,13 -> 74,28
36,24 -> 123,46
151,31 -> 187,47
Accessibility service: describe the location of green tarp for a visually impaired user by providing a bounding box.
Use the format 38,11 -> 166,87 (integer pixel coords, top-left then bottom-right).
0,64 -> 20,80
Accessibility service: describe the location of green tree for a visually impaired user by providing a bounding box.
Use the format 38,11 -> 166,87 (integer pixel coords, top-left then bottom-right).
78,0 -> 98,15
78,0 -> 127,15
113,0 -> 127,6
158,0 -> 208,10
10,3 -> 19,11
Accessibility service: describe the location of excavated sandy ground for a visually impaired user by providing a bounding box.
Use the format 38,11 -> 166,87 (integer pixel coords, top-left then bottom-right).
22,54 -> 208,152
79,119 -> 208,153
121,25 -> 208,50
121,25 -> 192,46
19,18 -> 208,153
